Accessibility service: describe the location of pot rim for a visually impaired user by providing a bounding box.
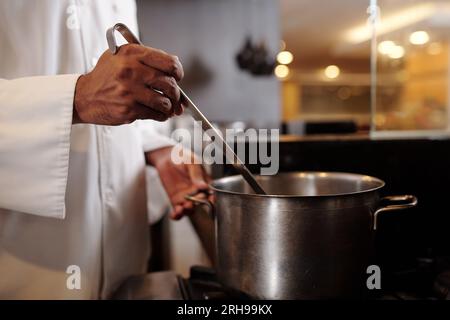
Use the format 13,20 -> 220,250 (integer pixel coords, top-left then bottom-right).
210,171 -> 386,198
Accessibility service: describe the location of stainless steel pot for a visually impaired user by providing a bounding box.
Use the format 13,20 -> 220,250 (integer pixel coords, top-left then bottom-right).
186,172 -> 417,299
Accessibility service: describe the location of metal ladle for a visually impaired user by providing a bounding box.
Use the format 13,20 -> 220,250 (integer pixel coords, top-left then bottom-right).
106,23 -> 266,195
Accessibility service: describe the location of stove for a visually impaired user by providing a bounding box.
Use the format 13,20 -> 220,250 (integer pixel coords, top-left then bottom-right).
178,266 -> 255,300
113,263 -> 450,300
113,266 -> 244,300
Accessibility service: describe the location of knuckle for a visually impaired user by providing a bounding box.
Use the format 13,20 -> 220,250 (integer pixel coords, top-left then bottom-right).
119,44 -> 131,55
117,64 -> 134,80
120,43 -> 138,55
168,55 -> 183,78
166,77 -> 179,98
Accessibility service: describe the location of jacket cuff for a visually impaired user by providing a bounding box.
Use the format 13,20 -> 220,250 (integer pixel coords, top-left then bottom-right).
0,74 -> 80,218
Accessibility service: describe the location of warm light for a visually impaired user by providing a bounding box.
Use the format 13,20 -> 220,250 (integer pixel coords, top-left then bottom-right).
378,41 -> 405,59
280,40 -> 286,51
324,65 -> 340,79
375,114 -> 386,127
277,51 -> 294,65
344,3 -> 437,44
388,45 -> 405,59
427,42 -> 443,55
378,41 -> 396,55
274,65 -> 290,79
337,87 -> 351,100
409,31 -> 430,45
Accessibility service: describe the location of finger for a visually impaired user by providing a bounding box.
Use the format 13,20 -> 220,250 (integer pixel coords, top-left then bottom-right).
137,65 -> 184,116
149,75 -> 180,103
134,89 -> 174,116
138,64 -> 165,80
174,103 -> 184,116
208,194 -> 215,204
133,103 -> 170,122
139,66 -> 180,115
170,205 -> 184,220
175,92 -> 189,116
149,76 -> 184,115
194,191 -> 208,200
179,95 -> 189,114
183,200 -> 194,210
170,185 -> 198,207
172,206 -> 194,220
137,46 -> 184,81
173,100 -> 183,116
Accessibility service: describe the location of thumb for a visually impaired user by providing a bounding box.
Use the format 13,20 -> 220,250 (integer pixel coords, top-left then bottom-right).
187,164 -> 208,189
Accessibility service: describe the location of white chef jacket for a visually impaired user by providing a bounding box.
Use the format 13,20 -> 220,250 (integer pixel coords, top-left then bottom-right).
0,0 -> 174,299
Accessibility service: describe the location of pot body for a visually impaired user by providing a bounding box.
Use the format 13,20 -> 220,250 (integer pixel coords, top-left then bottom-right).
210,172 -> 388,299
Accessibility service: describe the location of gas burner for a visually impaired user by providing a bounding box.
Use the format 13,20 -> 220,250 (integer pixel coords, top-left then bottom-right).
433,271 -> 450,300
113,264 -> 450,300
179,266 -> 252,300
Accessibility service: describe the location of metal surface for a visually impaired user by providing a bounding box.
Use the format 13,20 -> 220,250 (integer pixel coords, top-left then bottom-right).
188,172 -> 417,299
106,23 -> 266,195
112,271 -> 183,300
373,195 -> 417,230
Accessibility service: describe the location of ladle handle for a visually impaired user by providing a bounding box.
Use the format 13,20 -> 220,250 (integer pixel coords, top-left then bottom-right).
106,23 -> 267,195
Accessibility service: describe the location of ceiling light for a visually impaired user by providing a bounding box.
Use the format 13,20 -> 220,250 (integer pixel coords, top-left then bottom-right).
324,65 -> 340,79
388,45 -> 405,59
409,31 -> 430,45
378,41 -> 396,55
274,65 -> 290,79
277,51 -> 294,65
344,3 -> 437,44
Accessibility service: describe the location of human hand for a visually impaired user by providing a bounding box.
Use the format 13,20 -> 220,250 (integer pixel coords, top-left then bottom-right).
73,44 -> 184,125
147,146 -> 212,220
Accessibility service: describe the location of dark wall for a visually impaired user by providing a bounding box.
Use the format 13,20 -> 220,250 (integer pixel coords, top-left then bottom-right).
279,139 -> 447,243
136,0 -> 281,128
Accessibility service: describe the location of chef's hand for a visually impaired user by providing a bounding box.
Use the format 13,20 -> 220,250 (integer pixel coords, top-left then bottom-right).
146,146 -> 211,220
73,44 -> 185,125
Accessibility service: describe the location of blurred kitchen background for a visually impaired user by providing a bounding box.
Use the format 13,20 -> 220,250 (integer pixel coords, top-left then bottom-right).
136,0 -> 450,282
280,0 -> 450,134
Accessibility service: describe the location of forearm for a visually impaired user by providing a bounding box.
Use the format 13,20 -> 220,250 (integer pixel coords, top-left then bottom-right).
145,146 -> 174,167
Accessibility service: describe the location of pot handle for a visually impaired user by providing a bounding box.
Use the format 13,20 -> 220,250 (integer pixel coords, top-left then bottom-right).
185,190 -> 215,218
373,195 -> 417,231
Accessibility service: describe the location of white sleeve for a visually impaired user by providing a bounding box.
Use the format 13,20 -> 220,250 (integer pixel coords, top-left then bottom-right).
136,120 -> 175,153
0,74 -> 79,219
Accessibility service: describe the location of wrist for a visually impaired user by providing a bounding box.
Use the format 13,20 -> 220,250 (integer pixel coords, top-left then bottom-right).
146,146 -> 173,167
73,74 -> 88,124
